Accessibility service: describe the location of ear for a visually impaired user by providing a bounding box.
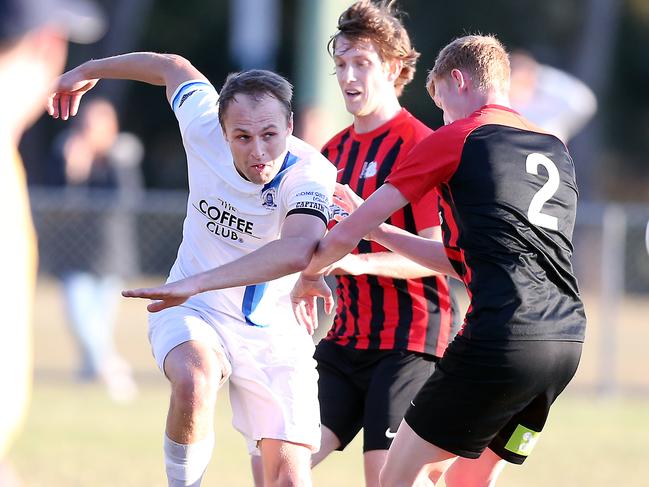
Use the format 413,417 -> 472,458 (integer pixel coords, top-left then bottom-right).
450,68 -> 467,92
386,59 -> 403,84
287,112 -> 294,135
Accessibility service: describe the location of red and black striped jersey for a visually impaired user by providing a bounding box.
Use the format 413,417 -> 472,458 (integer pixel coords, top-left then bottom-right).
388,105 -> 586,342
322,109 -> 460,357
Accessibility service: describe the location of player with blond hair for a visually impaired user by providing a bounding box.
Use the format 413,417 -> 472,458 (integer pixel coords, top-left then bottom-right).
292,34 -> 586,486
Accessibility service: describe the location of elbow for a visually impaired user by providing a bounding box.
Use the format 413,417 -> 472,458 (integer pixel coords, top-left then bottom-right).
165,54 -> 195,73
164,54 -> 190,67
285,239 -> 318,273
161,54 -> 195,79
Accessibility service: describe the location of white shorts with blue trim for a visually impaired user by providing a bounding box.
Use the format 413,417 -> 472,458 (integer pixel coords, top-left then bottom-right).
148,305 -> 321,454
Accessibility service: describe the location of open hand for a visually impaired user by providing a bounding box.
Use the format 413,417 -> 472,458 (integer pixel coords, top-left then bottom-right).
122,278 -> 199,312
290,274 -> 334,335
332,183 -> 365,220
47,66 -> 99,120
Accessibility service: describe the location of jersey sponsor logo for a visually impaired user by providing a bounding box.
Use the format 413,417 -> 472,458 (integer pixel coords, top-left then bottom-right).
359,160 -> 378,179
385,428 -> 397,439
261,187 -> 277,209
194,199 -> 259,243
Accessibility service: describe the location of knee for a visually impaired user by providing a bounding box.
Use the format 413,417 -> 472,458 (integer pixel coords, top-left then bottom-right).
266,467 -> 308,487
265,457 -> 311,487
170,366 -> 217,412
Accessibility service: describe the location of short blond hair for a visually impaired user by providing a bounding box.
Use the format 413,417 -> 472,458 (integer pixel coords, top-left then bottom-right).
329,0 -> 420,97
426,34 -> 510,98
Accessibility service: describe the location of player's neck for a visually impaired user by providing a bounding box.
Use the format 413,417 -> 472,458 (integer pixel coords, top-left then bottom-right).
479,91 -> 511,110
352,98 -> 402,134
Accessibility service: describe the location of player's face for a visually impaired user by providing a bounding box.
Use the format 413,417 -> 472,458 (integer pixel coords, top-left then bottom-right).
222,93 -> 293,185
333,36 -> 397,119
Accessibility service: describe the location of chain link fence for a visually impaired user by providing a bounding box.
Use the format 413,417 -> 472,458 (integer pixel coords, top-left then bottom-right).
29,187 -> 649,394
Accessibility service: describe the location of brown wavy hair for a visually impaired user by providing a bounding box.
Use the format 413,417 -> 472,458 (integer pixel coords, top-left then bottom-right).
328,0 -> 420,97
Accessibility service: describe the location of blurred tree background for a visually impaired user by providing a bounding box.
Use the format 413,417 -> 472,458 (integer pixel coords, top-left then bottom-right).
21,0 -> 649,203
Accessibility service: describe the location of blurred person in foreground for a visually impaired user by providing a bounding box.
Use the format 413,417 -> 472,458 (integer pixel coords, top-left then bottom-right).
254,2 -> 459,486
0,0 -> 104,484
48,97 -> 143,402
291,34 -> 586,486
509,50 -> 597,143
48,53 -> 336,486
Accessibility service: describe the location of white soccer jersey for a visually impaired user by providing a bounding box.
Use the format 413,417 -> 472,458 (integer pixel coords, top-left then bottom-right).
167,80 -> 336,328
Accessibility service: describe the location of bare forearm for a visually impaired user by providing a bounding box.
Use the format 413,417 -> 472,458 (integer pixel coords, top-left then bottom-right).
77,53 -> 189,87
336,252 -> 443,279
304,183 -> 409,277
372,224 -> 460,280
304,220 -> 363,277
192,237 -> 317,292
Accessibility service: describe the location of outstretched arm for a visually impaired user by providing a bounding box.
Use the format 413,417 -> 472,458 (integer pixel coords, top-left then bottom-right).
327,182 -> 458,278
324,184 -> 448,279
48,52 -> 207,120
122,213 -> 327,322
290,183 -> 459,331
304,183 -> 410,277
290,183 -> 407,330
369,224 -> 458,279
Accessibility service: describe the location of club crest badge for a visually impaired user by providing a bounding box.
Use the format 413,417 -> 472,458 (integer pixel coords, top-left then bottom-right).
261,187 -> 277,209
359,160 -> 378,179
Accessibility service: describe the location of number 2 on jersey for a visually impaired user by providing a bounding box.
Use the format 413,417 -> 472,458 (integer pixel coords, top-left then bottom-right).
526,153 -> 559,231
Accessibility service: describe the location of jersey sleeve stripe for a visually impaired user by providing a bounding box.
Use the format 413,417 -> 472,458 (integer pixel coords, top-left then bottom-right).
170,80 -> 212,111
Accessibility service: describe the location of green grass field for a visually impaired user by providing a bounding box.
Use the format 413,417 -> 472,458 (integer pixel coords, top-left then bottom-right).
7,278 -> 649,486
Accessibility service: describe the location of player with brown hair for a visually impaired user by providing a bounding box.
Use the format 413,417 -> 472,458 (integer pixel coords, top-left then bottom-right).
313,2 -> 459,486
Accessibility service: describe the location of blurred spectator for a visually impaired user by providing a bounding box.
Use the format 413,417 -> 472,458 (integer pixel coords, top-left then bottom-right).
48,98 -> 143,402
509,50 -> 597,143
0,0 -> 104,483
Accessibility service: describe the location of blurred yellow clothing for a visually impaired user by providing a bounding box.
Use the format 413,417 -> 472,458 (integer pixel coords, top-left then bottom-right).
0,147 -> 36,457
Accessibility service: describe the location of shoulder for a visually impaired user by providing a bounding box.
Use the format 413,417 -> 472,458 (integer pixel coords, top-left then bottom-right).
421,113 -> 487,150
170,80 -> 224,143
170,80 -> 218,112
398,110 -> 434,144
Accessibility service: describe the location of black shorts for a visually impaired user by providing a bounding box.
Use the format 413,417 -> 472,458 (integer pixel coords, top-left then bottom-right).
405,336 -> 582,464
314,339 -> 437,452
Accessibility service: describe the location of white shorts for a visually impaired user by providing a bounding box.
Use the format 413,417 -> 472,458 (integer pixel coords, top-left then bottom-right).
148,305 -> 321,454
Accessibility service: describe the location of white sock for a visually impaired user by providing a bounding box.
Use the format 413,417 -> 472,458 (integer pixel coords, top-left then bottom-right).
163,433 -> 215,487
